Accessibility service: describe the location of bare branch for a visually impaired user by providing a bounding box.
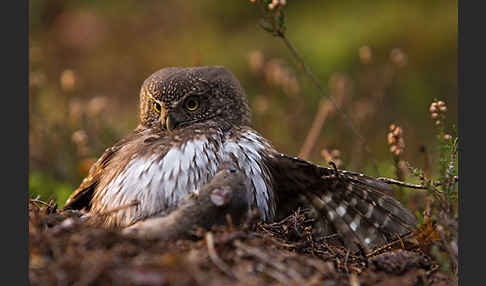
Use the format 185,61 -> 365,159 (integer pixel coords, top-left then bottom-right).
375,177 -> 429,190
206,232 -> 237,280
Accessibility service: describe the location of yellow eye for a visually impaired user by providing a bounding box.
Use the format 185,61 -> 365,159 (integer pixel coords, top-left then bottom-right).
153,102 -> 161,113
185,98 -> 199,111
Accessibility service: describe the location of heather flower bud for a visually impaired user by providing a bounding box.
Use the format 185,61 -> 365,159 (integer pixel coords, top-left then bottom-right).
388,123 -> 405,156
429,104 -> 438,113
330,149 -> 341,158
359,46 -> 372,64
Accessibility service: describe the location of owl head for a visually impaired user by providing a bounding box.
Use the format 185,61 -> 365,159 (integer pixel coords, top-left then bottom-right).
138,66 -> 252,132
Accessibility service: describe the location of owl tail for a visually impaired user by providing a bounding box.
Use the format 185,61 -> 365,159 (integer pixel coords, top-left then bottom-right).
267,153 -> 418,253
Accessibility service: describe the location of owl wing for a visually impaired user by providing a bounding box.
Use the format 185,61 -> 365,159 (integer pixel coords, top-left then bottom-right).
265,153 -> 418,253
63,129 -> 145,211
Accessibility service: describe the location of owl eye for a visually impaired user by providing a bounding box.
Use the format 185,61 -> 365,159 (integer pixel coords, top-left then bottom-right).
185,98 -> 200,111
153,102 -> 161,113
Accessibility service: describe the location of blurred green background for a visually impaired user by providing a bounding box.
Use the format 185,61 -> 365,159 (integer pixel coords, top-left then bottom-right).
29,0 -> 457,208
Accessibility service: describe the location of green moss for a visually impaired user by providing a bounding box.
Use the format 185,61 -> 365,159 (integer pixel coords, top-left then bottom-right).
29,171 -> 75,208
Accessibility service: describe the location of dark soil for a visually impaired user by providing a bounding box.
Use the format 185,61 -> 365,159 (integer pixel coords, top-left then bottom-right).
29,200 -> 457,286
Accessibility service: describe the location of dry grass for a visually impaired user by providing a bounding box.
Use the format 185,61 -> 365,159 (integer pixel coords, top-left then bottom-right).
30,200 -> 456,286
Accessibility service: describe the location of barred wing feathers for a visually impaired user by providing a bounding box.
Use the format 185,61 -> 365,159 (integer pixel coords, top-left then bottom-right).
266,153 -> 418,252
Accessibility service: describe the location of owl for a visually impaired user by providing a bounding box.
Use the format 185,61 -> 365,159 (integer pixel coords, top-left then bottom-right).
64,66 -> 417,252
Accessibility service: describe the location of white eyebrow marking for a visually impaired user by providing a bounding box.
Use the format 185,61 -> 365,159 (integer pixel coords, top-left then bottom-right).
146,93 -> 163,105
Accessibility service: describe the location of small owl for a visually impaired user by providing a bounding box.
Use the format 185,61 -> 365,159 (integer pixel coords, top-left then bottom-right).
65,66 -> 417,252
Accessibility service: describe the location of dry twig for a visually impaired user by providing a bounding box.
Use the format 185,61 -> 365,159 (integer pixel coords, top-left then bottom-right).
234,239 -> 305,285
206,232 -> 237,280
375,177 -> 429,190
299,86 -> 347,160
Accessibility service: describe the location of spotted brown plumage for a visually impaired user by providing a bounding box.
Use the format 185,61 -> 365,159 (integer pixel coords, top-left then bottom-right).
64,66 -> 417,252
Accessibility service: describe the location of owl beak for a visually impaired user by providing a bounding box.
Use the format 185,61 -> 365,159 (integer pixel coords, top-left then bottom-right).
165,115 -> 172,132
158,106 -> 179,132
164,114 -> 177,132
158,106 -> 170,132
161,114 -> 170,132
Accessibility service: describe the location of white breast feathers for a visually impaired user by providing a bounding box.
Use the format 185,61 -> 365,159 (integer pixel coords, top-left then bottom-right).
96,129 -> 275,227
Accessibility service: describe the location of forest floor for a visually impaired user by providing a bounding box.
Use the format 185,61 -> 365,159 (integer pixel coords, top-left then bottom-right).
29,200 -> 457,286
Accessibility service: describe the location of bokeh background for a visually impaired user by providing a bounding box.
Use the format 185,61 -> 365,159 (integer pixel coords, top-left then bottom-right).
29,0 -> 457,207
